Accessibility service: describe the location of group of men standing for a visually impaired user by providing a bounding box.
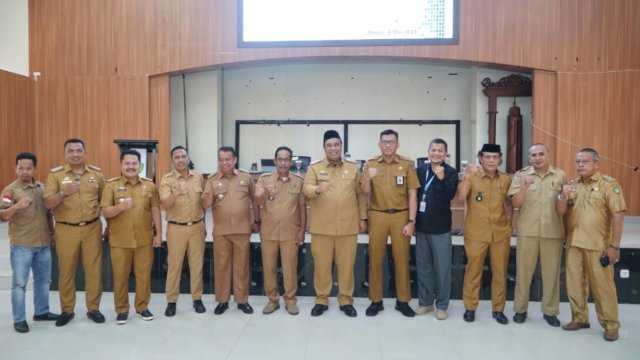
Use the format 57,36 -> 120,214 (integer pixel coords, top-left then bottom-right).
1,132 -> 626,342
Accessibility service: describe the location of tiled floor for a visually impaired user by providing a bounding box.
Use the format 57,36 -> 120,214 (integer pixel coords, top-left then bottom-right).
1,291 -> 638,360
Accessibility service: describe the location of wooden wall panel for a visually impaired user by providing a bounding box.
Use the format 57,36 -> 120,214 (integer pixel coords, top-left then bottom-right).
29,0 -> 640,76
33,76 -> 150,179
24,0 -> 640,213
149,74 -> 171,180
538,72 -> 640,215
0,70 -> 33,188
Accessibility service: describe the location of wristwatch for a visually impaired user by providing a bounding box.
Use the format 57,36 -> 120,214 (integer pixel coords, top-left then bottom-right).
407,219 -> 416,224
254,219 -> 262,225
58,190 -> 65,198
557,193 -> 568,201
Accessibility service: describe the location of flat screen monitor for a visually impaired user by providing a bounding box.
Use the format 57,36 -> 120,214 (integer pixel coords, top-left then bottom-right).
238,0 -> 459,47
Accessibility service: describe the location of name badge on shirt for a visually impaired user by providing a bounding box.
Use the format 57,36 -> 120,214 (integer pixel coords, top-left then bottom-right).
419,201 -> 426,213
396,176 -> 404,186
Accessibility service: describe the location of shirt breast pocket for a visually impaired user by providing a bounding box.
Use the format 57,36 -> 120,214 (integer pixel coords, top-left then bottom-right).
84,182 -> 100,202
235,185 -> 249,193
587,191 -> 603,202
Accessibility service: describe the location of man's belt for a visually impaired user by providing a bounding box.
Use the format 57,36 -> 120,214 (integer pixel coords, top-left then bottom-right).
371,208 -> 408,214
167,218 -> 204,226
57,217 -> 100,227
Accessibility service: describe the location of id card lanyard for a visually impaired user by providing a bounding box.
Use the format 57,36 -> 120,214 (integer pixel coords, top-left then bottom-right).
419,168 -> 435,213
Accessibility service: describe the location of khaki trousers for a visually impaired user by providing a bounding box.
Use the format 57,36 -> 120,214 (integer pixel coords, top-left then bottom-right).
513,236 -> 563,315
55,221 -> 103,312
463,238 -> 510,311
110,245 -> 153,313
261,238 -> 298,305
367,210 -> 411,302
165,222 -> 205,302
213,234 -> 250,304
311,234 -> 357,306
566,246 -> 619,330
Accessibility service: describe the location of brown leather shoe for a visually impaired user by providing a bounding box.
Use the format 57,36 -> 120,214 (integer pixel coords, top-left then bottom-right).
604,329 -> 619,341
562,321 -> 590,331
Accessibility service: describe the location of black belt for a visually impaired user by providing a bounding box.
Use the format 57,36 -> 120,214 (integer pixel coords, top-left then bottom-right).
167,218 -> 204,226
57,217 -> 100,227
371,208 -> 408,214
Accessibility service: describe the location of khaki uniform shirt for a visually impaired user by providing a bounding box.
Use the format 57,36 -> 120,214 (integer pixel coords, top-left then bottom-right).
43,164 -> 105,223
303,158 -> 367,236
464,169 -> 512,243
257,172 -> 305,241
1,179 -> 51,247
508,166 -> 566,239
364,154 -> 420,211
204,169 -> 255,236
101,176 -> 160,248
565,172 -> 626,251
159,169 -> 205,223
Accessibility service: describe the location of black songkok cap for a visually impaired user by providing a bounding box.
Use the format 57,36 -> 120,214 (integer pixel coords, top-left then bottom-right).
323,130 -> 341,143
480,143 -> 501,153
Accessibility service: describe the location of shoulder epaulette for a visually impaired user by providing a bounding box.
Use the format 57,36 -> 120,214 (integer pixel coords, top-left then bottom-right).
344,158 -> 356,164
107,177 -> 120,182
398,155 -> 413,162
515,166 -> 531,174
291,172 -> 304,180
237,169 -> 249,174
50,166 -> 64,173
140,176 -> 153,182
309,159 -> 322,165
88,165 -> 101,172
602,175 -> 616,182
368,155 -> 380,161
258,172 -> 271,178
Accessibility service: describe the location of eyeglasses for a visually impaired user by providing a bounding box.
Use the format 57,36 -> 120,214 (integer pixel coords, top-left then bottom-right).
380,140 -> 398,145
276,158 -> 292,163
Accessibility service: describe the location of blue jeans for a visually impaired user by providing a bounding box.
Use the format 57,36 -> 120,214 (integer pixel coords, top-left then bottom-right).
11,245 -> 52,323
415,232 -> 452,310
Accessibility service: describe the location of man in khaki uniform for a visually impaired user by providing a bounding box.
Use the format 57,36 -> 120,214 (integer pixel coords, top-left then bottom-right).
557,147 -> 626,342
509,143 -> 566,326
101,150 -> 162,325
303,130 -> 367,318
160,146 -> 206,317
44,138 -> 105,327
457,143 -> 512,324
255,146 -> 306,316
202,146 -> 260,315
361,129 -> 419,318
1,152 -> 59,333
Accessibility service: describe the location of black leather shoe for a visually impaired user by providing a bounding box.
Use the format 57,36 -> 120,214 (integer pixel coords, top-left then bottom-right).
339,304 -> 358,317
463,310 -> 475,322
366,301 -> 384,316
513,312 -> 527,324
492,311 -> 509,325
193,300 -> 206,313
310,304 -> 328,317
214,302 -> 229,315
14,321 -> 29,333
237,303 -> 254,314
87,310 -> 105,323
33,312 -> 59,321
395,301 -> 416,318
165,303 -> 177,317
543,314 -> 561,327
55,312 -> 75,327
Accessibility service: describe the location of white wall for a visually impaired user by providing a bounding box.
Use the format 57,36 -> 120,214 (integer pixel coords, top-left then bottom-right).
0,0 -> 29,76
170,70 -> 221,174
222,61 -> 473,169
169,60 -> 531,172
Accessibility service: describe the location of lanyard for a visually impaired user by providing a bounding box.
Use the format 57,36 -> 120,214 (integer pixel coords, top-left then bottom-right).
421,168 -> 435,202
